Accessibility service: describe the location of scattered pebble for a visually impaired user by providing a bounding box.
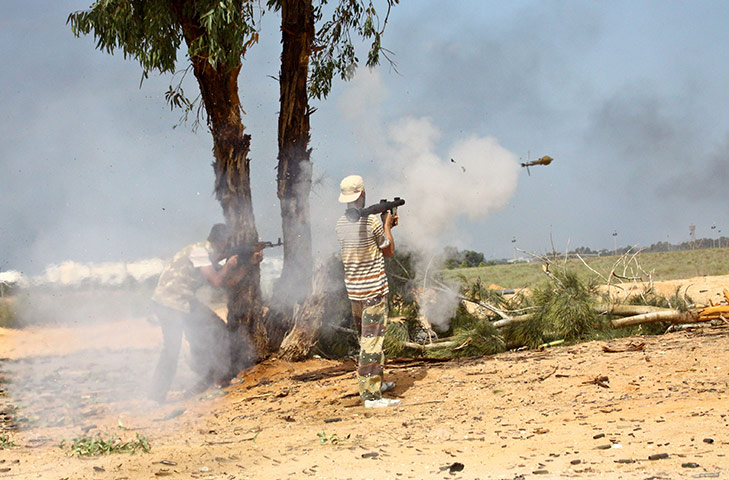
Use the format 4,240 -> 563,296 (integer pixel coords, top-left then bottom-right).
648,453 -> 669,460
449,462 -> 464,474
593,433 -> 605,439
570,459 -> 581,465
615,459 -> 635,464
533,469 -> 549,475
595,444 -> 612,450
361,452 -> 378,459
703,438 -> 714,444
682,462 -> 700,468
93,466 -> 105,472
324,417 -> 341,424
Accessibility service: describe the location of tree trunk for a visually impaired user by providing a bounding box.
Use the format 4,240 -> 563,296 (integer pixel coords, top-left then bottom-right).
175,10 -> 268,371
273,0 -> 315,312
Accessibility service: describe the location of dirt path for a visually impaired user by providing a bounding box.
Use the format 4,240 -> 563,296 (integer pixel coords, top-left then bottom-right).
1,279 -> 728,479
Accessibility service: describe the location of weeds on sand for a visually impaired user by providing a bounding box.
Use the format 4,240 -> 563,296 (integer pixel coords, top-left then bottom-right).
61,432 -> 151,456
317,431 -> 350,445
0,433 -> 15,449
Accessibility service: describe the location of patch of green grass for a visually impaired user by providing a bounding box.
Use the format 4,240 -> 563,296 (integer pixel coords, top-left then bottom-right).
61,433 -> 151,456
442,247 -> 729,288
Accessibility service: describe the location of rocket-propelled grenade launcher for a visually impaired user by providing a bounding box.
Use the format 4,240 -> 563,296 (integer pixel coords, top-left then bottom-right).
346,197 -> 405,223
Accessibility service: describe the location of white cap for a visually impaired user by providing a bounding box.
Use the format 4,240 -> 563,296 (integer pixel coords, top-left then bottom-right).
338,175 -> 364,203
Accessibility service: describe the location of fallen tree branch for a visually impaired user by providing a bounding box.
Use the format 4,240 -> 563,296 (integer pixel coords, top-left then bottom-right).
492,314 -> 533,328
611,310 -> 700,328
402,341 -> 457,351
595,304 -> 672,316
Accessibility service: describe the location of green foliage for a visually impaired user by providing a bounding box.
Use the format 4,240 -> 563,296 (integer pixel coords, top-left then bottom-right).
623,286 -> 694,335
442,246 -> 486,269
317,431 -> 350,445
428,317 -> 505,359
531,270 -> 607,343
628,286 -> 693,312
67,0 -> 259,77
501,314 -> 547,349
383,319 -> 410,357
62,433 -> 151,456
0,434 -> 15,449
384,249 -> 419,318
309,0 -> 399,99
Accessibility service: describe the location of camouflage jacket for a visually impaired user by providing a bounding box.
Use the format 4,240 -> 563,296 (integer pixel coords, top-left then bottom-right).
152,241 -> 215,313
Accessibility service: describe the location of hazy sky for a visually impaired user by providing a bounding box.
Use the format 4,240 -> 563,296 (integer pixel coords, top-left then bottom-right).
2,1 -> 729,274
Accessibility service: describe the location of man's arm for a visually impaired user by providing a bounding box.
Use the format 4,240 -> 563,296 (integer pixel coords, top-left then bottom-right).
380,212 -> 398,258
200,255 -> 239,288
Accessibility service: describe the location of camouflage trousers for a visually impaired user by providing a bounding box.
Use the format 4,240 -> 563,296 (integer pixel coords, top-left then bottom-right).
351,295 -> 388,401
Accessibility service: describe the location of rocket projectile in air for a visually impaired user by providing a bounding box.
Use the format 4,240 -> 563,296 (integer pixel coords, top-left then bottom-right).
521,155 -> 553,175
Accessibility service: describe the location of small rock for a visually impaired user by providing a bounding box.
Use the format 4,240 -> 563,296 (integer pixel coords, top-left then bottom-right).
570,459 -> 581,465
703,438 -> 714,444
595,444 -> 612,450
449,462 -> 465,474
361,452 -> 378,459
615,459 -> 635,464
533,469 -> 549,475
648,453 -> 669,460
682,462 -> 700,468
93,466 -> 105,472
593,433 -> 605,439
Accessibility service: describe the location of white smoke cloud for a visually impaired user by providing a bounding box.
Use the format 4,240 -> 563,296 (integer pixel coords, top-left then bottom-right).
337,69 -> 521,329
338,70 -> 521,253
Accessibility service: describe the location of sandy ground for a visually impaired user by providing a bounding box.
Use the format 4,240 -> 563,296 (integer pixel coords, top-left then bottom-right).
1,276 -> 728,479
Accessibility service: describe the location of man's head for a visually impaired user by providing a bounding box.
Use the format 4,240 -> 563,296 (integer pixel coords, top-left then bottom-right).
208,223 -> 230,253
339,175 -> 365,204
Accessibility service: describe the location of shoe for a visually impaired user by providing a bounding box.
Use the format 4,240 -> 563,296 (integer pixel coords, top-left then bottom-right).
364,398 -> 401,409
380,381 -> 396,393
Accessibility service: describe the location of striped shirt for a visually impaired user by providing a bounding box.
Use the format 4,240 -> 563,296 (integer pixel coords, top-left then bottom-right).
336,214 -> 390,301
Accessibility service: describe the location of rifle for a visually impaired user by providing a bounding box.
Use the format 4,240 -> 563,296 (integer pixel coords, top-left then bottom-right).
225,237 -> 283,263
345,197 -> 405,223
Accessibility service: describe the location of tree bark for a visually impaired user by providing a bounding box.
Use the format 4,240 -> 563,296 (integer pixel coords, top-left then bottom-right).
174,7 -> 268,370
611,310 -> 700,328
273,0 -> 315,311
595,304 -> 670,316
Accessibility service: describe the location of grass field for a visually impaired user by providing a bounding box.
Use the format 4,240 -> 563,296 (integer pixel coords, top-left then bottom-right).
441,247 -> 729,289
